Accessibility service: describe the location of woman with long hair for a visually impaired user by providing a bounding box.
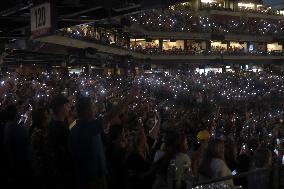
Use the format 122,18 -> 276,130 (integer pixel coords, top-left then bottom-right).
199,139 -> 234,188
152,131 -> 191,189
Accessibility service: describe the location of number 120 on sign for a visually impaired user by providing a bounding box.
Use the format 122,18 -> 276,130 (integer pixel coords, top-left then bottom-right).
31,3 -> 51,33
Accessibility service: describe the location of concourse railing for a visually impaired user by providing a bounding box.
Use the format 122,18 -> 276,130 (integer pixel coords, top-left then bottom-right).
55,30 -> 284,58
190,165 -> 283,189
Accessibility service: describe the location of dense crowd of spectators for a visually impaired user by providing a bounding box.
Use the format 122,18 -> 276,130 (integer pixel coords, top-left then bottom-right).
173,1 -> 280,15
57,29 -> 121,47
166,1 -> 278,15
129,45 -> 283,56
0,68 -> 284,189
129,8 -> 284,35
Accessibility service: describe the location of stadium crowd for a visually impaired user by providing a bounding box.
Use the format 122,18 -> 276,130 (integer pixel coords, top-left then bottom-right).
0,68 -> 283,189
130,45 -> 256,56
129,9 -> 284,35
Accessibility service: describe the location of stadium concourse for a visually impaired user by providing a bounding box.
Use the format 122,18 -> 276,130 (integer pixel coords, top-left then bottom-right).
2,1 -> 284,189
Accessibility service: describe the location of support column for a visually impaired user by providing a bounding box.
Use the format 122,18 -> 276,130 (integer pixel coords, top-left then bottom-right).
126,37 -> 130,48
113,64 -> 118,76
159,39 -> 163,52
264,42 -> 268,53
193,0 -> 201,11
224,0 -> 230,9
99,28 -> 102,40
233,0 -> 238,11
114,33 -> 117,43
281,41 -> 284,53
206,40 -> 211,51
184,40 -> 188,51
227,41 -> 230,51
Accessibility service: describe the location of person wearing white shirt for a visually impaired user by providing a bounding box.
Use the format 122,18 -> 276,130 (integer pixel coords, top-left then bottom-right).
199,139 -> 235,188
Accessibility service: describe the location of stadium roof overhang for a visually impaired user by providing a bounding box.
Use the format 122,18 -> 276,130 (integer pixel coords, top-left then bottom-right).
0,0 -> 187,40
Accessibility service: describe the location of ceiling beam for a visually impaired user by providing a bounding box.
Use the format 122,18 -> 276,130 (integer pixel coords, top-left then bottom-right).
113,4 -> 141,12
61,6 -> 102,18
0,3 -> 32,16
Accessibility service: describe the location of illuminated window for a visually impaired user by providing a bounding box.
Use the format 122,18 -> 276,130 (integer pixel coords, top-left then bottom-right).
238,2 -> 255,10
130,39 -> 159,49
267,43 -> 282,52
163,40 -> 184,50
201,0 -> 217,4
201,0 -> 224,8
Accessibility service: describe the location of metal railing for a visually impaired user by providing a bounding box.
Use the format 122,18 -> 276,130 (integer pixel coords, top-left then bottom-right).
191,165 -> 282,189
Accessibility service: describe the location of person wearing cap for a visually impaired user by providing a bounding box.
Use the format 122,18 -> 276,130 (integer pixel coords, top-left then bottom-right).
47,95 -> 73,189
197,130 -> 210,141
191,130 -> 210,177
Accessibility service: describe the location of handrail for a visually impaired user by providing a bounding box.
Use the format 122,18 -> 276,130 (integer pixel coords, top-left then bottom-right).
192,167 -> 274,187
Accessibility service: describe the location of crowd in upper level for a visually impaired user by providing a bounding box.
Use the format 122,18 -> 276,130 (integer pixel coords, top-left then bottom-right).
53,1 -> 284,57
129,9 -> 284,35
170,0 -> 282,15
